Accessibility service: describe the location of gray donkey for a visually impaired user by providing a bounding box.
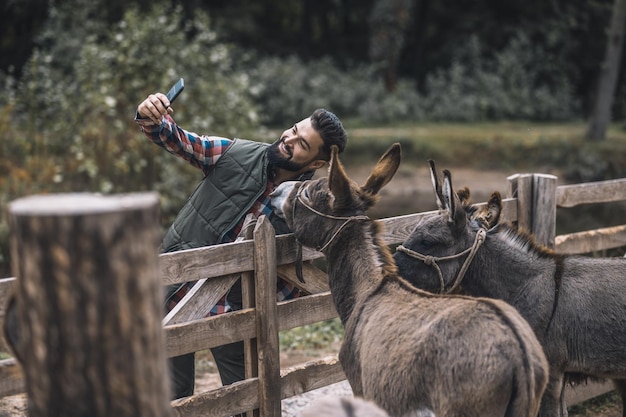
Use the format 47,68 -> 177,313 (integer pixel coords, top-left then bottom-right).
394,161 -> 626,417
271,144 -> 548,417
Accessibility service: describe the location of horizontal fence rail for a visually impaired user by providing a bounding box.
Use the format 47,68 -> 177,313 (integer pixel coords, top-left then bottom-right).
0,175 -> 624,416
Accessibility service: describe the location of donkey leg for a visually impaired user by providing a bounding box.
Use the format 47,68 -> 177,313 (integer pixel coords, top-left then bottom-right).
612,379 -> 626,417
537,373 -> 567,417
558,379 -> 569,417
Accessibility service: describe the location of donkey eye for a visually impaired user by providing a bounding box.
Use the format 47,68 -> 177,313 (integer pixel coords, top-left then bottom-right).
301,187 -> 310,201
421,239 -> 433,248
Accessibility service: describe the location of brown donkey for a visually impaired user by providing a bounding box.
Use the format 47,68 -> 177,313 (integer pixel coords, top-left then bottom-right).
270,143 -> 548,417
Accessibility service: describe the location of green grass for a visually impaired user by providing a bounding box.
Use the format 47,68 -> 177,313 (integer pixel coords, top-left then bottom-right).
254,120 -> 626,181
568,391 -> 622,416
279,318 -> 344,353
343,121 -> 626,174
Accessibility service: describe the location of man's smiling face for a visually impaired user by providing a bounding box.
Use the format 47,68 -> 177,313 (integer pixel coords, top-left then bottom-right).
268,116 -> 326,173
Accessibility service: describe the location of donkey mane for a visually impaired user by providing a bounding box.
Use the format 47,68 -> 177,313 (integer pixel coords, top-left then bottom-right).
459,194 -> 556,260
371,221 -> 399,278
494,223 -> 557,260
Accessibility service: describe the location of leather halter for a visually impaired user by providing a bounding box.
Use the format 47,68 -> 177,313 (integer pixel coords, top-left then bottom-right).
396,228 -> 487,294
294,182 -> 370,253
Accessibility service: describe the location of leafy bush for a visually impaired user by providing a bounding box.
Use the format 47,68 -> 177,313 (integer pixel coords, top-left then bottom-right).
247,32 -> 580,126
246,55 -> 424,126
422,33 -> 579,121
279,318 -> 344,352
0,5 -> 260,276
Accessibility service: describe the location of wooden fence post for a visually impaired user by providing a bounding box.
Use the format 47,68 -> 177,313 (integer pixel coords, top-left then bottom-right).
531,174 -> 558,248
507,173 -> 533,233
6,193 -> 171,417
253,216 -> 281,417
507,173 -> 557,248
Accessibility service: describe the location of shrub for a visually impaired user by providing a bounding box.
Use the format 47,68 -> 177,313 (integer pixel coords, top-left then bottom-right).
0,5 -> 260,276
246,55 -> 424,126
422,33 -> 579,121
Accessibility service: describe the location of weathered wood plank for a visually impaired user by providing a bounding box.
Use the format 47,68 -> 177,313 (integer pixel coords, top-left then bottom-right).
169,357 -> 344,417
280,355 -> 345,399
164,293 -> 337,357
0,277 -> 15,319
171,378 -> 259,417
565,381 -> 614,406
162,274 -> 239,326
0,358 -> 24,397
555,224 -> 626,255
378,199 -> 517,245
254,217 -> 281,417
277,262 -> 330,294
159,241 -> 255,286
532,174 -> 558,247
378,211 -> 437,245
276,235 -> 324,265
557,178 -> 626,208
507,173 -> 533,233
278,292 -> 337,330
240,218 -> 258,396
163,224 -> 254,327
165,309 -> 257,357
242,267 -> 258,408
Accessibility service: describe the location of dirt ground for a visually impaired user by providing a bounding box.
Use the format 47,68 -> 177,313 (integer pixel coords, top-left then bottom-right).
3,352 -> 620,417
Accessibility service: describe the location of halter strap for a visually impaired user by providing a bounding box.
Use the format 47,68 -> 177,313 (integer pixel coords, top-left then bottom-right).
294,183 -> 370,253
396,228 -> 486,294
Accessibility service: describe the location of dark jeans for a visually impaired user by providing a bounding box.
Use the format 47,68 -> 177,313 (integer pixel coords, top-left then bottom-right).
169,341 -> 245,400
167,280 -> 245,400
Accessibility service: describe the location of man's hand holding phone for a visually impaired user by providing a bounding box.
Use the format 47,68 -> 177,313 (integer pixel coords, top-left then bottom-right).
137,78 -> 185,125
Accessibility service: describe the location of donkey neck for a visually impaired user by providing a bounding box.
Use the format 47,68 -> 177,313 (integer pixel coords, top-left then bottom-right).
466,229 -> 558,302
323,220 -> 395,324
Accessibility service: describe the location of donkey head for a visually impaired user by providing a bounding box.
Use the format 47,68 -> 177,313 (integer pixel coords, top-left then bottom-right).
270,143 -> 401,252
394,161 -> 502,293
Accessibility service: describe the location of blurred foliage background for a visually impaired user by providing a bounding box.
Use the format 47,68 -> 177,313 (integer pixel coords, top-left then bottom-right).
0,0 -> 625,276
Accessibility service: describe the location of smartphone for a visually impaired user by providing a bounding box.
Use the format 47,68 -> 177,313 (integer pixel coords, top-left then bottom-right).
166,78 -> 185,104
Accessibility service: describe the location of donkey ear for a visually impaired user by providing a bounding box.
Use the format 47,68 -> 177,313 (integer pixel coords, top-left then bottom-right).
328,145 -> 355,208
442,170 -> 467,234
361,143 -> 402,196
428,160 -> 445,210
456,187 -> 471,205
474,191 -> 502,229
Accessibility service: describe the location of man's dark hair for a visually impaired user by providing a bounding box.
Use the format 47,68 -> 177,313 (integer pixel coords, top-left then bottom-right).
311,108 -> 348,161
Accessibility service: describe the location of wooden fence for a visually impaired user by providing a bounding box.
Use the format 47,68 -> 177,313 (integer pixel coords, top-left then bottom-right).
0,174 -> 625,416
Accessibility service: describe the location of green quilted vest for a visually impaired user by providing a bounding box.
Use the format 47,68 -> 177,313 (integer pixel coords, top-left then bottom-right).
162,138 -> 292,253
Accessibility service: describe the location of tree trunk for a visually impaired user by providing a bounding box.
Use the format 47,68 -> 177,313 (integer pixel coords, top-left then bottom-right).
586,0 -> 626,141
6,193 -> 171,417
369,0 -> 416,92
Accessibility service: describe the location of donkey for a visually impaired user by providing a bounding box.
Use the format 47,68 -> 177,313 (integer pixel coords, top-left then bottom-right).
270,143 -> 548,417
393,161 -> 626,417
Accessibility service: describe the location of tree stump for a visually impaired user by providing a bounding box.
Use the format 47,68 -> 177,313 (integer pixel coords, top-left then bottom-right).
5,193 -> 171,417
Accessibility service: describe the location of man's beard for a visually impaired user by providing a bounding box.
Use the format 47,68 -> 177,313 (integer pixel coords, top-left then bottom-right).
267,139 -> 309,172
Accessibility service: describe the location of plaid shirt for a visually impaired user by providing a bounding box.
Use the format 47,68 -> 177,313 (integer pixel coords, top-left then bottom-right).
137,114 -> 301,316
